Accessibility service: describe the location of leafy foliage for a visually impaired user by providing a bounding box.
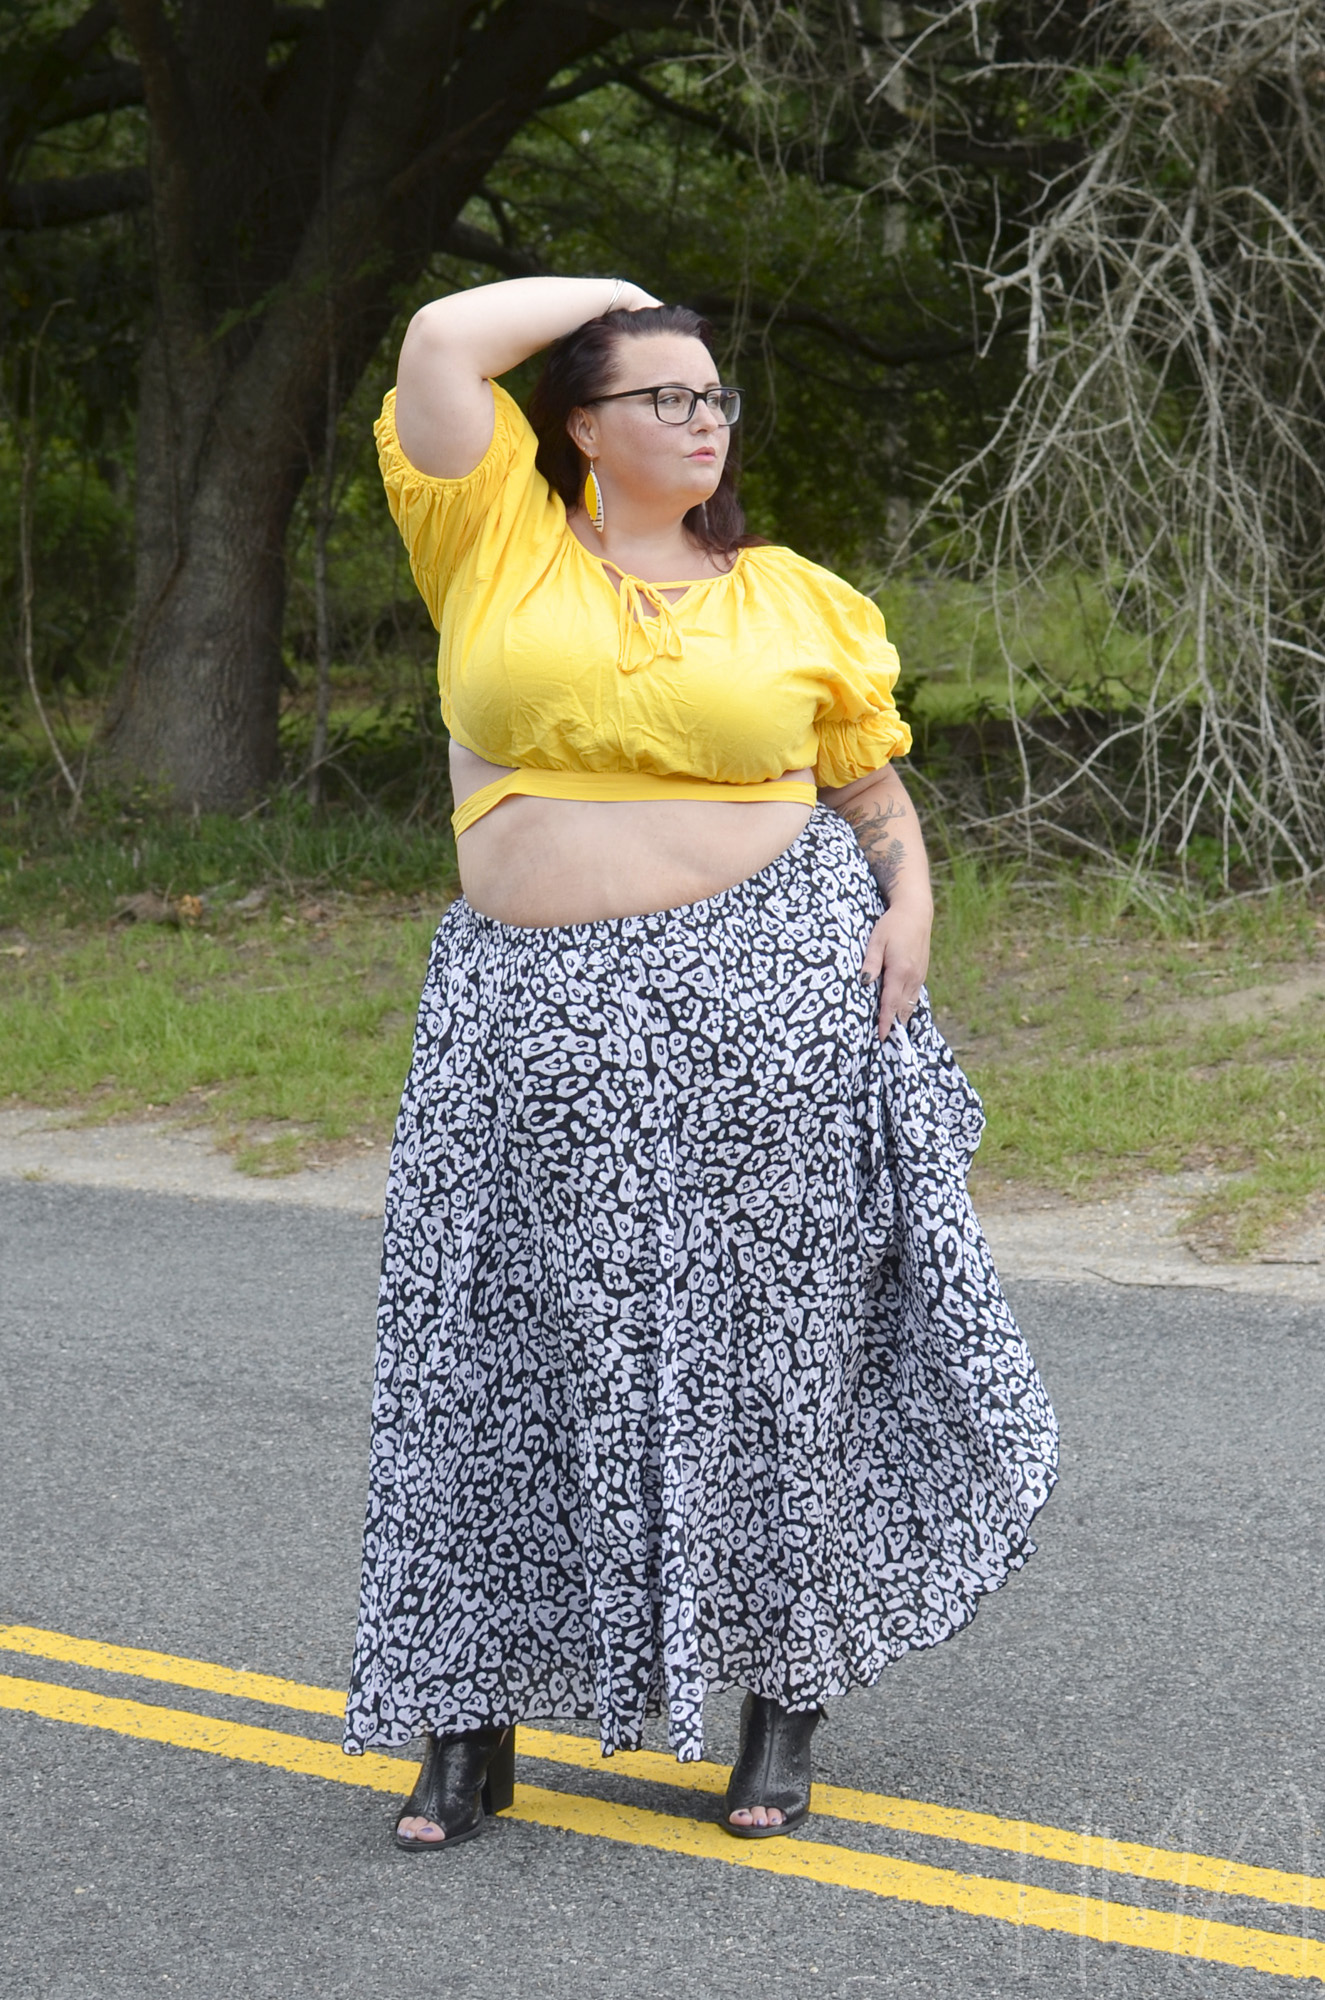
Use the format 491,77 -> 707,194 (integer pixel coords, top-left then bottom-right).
5,1 -> 1324,885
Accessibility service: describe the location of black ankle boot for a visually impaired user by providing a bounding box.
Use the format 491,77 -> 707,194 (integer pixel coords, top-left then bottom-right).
723,1693 -> 821,1840
394,1725 -> 516,1852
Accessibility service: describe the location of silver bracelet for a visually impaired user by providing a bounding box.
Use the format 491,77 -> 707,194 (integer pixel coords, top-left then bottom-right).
605,278 -> 626,314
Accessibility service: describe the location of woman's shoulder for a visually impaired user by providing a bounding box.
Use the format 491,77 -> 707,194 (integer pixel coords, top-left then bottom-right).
374,379 -> 555,613
739,543 -> 887,625
375,378 -> 534,494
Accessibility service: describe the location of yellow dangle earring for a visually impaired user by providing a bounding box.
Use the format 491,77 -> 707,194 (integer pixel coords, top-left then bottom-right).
585,462 -> 605,534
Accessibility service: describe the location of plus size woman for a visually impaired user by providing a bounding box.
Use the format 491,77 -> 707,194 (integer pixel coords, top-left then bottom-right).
342,276 -> 1058,1849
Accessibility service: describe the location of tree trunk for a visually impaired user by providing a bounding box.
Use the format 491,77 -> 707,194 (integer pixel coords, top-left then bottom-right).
107,467 -> 295,807
309,336 -> 339,808
103,328 -> 301,807
108,523 -> 288,810
95,0 -> 661,809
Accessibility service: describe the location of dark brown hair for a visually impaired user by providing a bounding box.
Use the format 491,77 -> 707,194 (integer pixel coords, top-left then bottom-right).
528,304 -> 752,561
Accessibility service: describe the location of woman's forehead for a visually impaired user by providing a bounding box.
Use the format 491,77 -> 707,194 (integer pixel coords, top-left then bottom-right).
607,332 -> 719,390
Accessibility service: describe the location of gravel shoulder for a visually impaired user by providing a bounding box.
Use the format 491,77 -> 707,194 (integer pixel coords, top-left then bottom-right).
4,1103 -> 1322,1304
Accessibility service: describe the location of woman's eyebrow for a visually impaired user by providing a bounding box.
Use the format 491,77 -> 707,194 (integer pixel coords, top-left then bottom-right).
610,377 -> 725,393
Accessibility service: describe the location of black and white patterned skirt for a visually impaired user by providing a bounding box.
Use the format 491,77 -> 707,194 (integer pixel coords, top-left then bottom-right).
344,807 -> 1057,1762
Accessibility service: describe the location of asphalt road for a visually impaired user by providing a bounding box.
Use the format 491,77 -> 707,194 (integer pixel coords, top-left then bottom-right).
1,1178 -> 1323,2000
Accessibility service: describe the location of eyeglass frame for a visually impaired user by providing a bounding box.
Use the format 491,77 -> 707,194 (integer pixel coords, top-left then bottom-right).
579,382 -> 743,426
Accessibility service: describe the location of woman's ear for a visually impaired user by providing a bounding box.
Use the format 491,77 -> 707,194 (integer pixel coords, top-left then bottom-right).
566,406 -> 597,457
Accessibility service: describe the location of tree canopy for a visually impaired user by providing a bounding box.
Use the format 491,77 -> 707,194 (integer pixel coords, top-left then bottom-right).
5,2 -> 1325,886
3,0 -> 1039,806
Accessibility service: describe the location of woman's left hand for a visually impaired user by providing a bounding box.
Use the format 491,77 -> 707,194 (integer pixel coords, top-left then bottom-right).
861,899 -> 932,1041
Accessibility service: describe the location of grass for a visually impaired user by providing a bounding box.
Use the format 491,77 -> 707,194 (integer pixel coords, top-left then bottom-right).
3,795 -> 1324,1255
875,570 -> 1160,726
0,789 -> 456,930
928,856 -> 1325,1256
0,897 -> 442,1172
0,792 -> 457,1172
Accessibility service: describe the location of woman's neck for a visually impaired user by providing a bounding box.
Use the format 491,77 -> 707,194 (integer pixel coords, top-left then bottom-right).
566,507 -> 731,583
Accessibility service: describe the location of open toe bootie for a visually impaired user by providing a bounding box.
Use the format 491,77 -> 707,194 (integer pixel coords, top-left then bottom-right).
394,1725 -> 516,1852
723,1694 -> 821,1840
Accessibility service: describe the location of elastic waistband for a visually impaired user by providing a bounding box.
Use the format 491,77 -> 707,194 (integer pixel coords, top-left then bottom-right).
452,768 -> 818,836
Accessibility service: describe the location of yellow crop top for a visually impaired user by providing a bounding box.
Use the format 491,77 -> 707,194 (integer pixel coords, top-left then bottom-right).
374,382 -> 912,835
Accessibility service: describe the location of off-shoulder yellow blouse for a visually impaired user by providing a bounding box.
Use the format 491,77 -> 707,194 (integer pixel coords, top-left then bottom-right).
375,382 -> 911,835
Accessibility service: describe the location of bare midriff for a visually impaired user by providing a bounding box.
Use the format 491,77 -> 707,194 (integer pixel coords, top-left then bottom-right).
452,742 -> 816,928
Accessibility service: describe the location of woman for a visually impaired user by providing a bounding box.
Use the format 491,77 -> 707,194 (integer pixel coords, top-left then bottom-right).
343,276 -> 1058,1850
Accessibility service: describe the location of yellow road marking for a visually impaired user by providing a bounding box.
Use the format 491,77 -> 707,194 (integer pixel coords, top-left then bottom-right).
0,1671 -> 402,1789
0,1624 -> 342,1719
518,1788 -> 1325,1984
529,1729 -> 1325,1917
1,1670 -> 1320,1985
2,1626 -> 1321,1921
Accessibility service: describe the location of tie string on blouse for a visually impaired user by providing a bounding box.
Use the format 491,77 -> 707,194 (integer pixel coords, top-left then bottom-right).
603,564 -> 688,674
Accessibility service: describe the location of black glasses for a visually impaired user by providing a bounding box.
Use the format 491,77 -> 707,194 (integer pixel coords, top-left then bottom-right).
582,383 -> 742,426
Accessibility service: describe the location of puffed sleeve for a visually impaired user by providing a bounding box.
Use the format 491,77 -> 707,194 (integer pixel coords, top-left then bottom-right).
809,574 -> 913,787
373,381 -> 539,629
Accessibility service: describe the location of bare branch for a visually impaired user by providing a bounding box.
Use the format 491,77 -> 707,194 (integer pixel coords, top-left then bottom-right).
35,57 -> 144,129
0,1 -> 118,170
721,1 -> 1325,884
440,217 -> 544,277
439,218 -> 1012,366
608,63 -> 875,190
17,300 -> 84,812
535,52 -> 695,109
59,0 -> 120,67
3,165 -> 149,228
691,290 -> 1026,367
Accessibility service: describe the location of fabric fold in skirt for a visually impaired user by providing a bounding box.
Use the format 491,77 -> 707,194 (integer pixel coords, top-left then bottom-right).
344,807 -> 1058,1763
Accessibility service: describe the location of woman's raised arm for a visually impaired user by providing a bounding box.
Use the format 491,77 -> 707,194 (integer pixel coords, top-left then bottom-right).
394,276 -> 659,479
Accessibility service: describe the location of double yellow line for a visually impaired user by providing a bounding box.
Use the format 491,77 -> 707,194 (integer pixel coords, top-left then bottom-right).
2,1623 -> 1321,1981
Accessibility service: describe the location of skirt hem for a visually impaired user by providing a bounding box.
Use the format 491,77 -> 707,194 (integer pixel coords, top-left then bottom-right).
342,1522 -> 1048,1761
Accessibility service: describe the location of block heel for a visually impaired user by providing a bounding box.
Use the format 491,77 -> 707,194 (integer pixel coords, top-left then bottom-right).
395,1725 -> 516,1852
722,1694 -> 821,1840
481,1725 -> 516,1815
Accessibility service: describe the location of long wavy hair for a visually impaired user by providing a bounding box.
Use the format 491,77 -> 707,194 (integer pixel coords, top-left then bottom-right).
528,304 -> 753,561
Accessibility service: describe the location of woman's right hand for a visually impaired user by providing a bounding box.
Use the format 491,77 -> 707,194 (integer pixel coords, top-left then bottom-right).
396,277 -> 656,478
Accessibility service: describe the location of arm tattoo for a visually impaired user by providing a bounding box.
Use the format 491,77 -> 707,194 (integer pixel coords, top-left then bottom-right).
840,795 -> 907,903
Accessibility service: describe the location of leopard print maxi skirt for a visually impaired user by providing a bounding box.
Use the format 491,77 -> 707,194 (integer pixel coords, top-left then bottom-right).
344,807 -> 1057,1762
